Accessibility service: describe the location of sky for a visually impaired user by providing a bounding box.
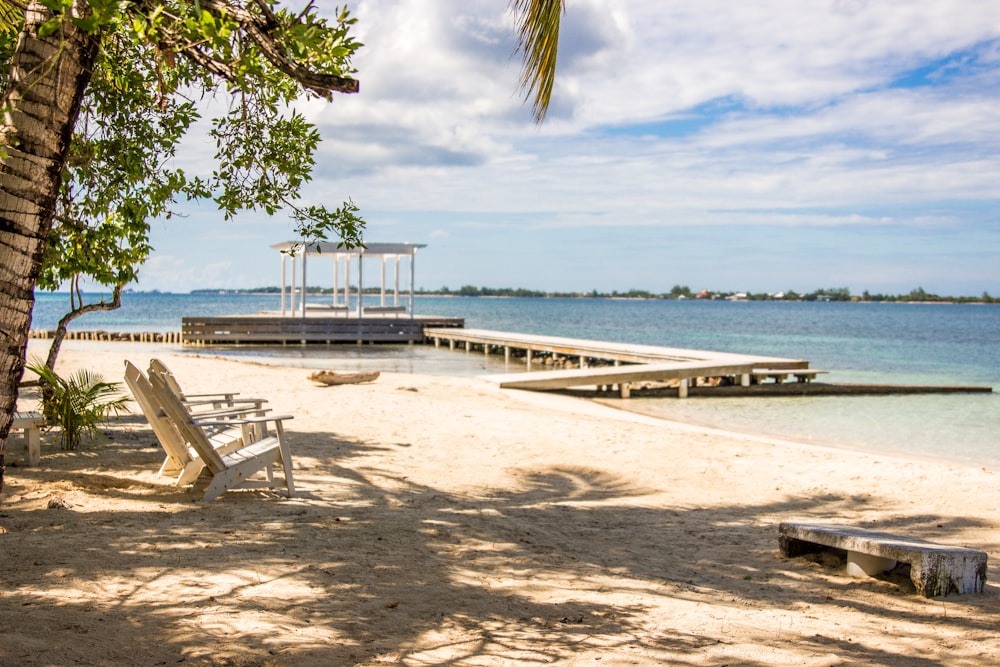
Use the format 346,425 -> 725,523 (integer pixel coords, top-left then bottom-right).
136,0 -> 1000,296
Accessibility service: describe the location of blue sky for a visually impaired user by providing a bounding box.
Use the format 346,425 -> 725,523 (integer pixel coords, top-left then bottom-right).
137,0 -> 1000,296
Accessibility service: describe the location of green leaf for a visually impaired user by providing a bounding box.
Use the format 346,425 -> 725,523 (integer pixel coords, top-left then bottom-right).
38,17 -> 62,37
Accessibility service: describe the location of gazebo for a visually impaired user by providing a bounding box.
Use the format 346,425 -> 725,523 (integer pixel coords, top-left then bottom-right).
182,241 -> 463,345
269,241 -> 427,318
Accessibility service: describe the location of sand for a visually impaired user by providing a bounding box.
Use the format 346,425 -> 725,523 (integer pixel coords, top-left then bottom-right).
1,340 -> 998,666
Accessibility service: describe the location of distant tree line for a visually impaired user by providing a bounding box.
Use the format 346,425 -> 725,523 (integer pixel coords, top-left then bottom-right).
418,284 -> 998,303
192,284 -> 997,303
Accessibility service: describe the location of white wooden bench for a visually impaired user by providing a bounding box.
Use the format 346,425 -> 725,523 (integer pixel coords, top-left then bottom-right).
779,522 -> 988,597
305,304 -> 350,312
753,368 -> 827,383
11,411 -> 45,466
363,305 -> 407,314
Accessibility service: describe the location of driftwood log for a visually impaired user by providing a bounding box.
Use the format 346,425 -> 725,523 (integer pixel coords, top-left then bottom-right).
308,370 -> 380,386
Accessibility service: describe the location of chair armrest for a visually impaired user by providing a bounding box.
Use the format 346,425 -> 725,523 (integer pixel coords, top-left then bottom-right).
190,406 -> 272,420
184,396 -> 268,407
195,414 -> 294,427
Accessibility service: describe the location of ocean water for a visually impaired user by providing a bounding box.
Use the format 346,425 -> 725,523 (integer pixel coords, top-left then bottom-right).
30,292 -> 1000,468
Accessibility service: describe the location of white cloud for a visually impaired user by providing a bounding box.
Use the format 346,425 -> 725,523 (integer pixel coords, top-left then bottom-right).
139,0 -> 1000,295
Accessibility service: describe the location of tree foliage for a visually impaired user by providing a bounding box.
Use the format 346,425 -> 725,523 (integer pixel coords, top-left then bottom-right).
29,1 -> 365,260
1,2 -> 367,370
27,359 -> 129,451
0,1 -> 366,491
0,1 -> 567,494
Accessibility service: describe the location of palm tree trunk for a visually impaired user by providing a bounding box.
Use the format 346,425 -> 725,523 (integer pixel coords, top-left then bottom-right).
0,2 -> 100,493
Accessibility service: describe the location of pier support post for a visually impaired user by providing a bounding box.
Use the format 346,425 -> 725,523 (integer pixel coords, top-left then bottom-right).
504,346 -> 511,363
679,378 -> 689,399
526,350 -> 532,367
619,383 -> 631,399
741,373 -> 750,387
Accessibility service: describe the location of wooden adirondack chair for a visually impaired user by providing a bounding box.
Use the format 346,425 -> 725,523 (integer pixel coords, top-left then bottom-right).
148,358 -> 268,414
148,366 -> 295,500
124,361 -> 257,486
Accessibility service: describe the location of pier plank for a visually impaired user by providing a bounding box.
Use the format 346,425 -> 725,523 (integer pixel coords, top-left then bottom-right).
426,327 -> 808,368
429,327 -> 813,398
480,360 -> 756,391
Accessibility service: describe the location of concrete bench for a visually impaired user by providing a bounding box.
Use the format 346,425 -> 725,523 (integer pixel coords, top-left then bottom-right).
753,368 -> 827,383
779,522 -> 988,597
10,411 -> 45,466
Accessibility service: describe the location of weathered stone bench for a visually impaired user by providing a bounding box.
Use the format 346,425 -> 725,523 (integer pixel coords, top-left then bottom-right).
779,522 -> 988,597
11,411 -> 45,466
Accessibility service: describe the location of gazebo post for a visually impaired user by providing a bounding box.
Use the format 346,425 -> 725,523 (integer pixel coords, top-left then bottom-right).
357,253 -> 364,316
393,255 -> 400,307
333,253 -> 342,309
290,252 -> 297,315
409,250 -> 417,317
300,245 -> 308,317
346,255 -> 353,313
280,252 -> 287,316
380,256 -> 387,307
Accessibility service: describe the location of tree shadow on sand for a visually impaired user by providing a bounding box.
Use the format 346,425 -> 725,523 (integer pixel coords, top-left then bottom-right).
1,420 -> 998,666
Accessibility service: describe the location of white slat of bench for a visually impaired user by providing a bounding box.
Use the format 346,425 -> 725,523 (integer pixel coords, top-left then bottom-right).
11,411 -> 45,466
779,522 -> 987,597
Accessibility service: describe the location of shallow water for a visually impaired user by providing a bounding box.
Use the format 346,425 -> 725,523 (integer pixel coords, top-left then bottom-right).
31,293 -> 1000,468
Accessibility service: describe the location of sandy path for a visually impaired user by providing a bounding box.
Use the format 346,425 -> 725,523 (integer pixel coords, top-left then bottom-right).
1,341 -> 997,666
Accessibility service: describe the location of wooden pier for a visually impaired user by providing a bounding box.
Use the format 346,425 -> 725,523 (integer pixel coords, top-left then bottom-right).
182,314 -> 463,345
425,328 -> 811,398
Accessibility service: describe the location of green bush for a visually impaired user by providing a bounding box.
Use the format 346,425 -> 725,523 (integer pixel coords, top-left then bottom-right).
28,361 -> 130,451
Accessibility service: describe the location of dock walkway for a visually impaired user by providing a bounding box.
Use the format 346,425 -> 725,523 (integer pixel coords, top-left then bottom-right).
425,328 -> 811,398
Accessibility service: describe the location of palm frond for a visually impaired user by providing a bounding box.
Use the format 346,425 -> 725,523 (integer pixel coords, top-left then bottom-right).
511,0 -> 564,122
0,0 -> 24,37
27,359 -> 129,450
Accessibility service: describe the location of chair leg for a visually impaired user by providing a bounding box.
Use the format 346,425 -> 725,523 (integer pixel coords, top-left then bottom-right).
275,422 -> 295,497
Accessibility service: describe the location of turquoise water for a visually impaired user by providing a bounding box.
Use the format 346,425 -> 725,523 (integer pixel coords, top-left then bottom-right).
31,292 -> 1000,468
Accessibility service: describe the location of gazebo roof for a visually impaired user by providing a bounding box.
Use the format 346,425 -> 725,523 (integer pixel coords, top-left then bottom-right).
270,241 -> 426,256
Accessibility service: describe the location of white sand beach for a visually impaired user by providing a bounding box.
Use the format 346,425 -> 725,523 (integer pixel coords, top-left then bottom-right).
2,340 -> 998,666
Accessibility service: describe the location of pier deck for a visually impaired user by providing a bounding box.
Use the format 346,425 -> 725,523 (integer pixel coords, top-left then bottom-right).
425,328 -> 808,367
481,360 -> 760,398
426,328 -> 811,398
182,314 -> 463,345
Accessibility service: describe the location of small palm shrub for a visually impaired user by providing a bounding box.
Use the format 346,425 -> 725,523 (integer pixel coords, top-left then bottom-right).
28,361 -> 130,451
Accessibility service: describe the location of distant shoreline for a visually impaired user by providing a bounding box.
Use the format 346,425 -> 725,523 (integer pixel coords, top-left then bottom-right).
49,289 -> 996,305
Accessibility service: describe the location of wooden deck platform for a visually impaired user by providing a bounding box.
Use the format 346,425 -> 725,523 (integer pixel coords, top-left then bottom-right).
425,328 -> 808,367
426,328 -> 812,398
481,360 -> 763,398
182,314 -> 463,345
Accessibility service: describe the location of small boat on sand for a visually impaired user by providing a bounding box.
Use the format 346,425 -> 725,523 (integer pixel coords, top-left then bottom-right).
308,370 -> 380,386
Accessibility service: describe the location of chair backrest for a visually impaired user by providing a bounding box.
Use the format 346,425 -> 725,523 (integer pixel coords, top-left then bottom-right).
147,368 -> 227,474
148,358 -> 188,400
123,360 -> 190,465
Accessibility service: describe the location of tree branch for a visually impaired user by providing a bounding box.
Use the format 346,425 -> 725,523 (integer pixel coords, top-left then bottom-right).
180,0 -> 359,97
44,283 -> 123,370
